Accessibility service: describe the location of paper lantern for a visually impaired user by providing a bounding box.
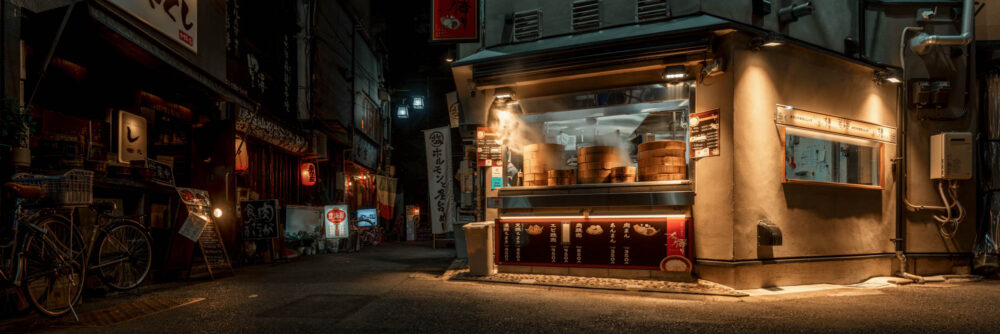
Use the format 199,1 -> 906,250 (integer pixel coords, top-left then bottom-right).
300,162 -> 317,186
236,138 -> 249,171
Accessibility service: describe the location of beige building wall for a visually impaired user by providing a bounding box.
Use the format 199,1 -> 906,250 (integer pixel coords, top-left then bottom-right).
728,32 -> 898,261
977,0 -> 1000,41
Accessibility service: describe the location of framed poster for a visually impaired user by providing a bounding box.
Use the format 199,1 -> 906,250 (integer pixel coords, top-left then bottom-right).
148,159 -> 175,186
243,200 -> 280,240
476,127 -> 502,167
118,110 -> 148,163
432,0 -> 479,42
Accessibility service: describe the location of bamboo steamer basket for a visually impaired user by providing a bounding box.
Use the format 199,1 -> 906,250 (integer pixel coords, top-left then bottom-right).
524,180 -> 549,186
611,175 -> 636,183
577,161 -> 616,170
523,172 -> 548,182
610,166 -> 636,176
637,140 -> 685,151
523,143 -> 565,174
547,177 -> 575,186
637,156 -> 686,167
546,169 -> 575,178
639,165 -> 686,175
639,173 -> 686,181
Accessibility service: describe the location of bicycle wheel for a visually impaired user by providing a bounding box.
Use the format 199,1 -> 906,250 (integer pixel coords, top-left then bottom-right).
20,216 -> 86,317
96,221 -> 151,291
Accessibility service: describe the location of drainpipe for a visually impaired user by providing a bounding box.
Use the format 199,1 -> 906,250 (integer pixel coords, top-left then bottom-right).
909,0 -> 974,55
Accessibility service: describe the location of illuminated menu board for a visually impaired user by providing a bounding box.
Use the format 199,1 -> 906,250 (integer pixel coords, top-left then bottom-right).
496,217 -> 691,272
775,105 -> 896,143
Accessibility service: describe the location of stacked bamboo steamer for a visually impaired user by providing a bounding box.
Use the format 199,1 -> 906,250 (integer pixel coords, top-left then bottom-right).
547,169 -> 575,186
576,146 -> 619,184
637,140 -> 687,181
523,143 -> 565,186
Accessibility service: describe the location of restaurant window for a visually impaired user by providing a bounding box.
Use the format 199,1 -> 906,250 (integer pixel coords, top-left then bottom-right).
497,83 -> 692,186
782,127 -> 882,188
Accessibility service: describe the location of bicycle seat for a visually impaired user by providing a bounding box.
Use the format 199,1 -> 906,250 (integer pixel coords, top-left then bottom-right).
4,182 -> 46,201
90,202 -> 117,213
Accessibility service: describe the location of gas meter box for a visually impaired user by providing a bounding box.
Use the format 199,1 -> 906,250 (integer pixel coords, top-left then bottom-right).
930,132 -> 972,180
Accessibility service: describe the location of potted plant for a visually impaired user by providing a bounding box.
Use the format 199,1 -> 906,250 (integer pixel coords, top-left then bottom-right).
1,98 -> 35,168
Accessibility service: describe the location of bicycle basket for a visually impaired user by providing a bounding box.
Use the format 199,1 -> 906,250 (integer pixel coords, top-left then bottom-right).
13,169 -> 94,206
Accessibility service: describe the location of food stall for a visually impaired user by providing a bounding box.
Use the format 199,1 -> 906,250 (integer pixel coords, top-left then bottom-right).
449,11 -> 973,289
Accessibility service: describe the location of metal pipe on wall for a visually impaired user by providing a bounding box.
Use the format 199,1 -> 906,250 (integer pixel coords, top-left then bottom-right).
909,0 -> 974,54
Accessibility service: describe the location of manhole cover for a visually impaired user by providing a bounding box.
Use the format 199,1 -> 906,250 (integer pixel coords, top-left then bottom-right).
261,294 -> 375,319
55,297 -> 205,327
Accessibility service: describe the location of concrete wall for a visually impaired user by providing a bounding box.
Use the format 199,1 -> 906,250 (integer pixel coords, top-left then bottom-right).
729,32 -> 898,260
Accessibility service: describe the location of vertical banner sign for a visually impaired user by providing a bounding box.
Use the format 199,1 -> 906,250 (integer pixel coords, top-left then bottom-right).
109,0 -> 198,52
118,111 -> 148,163
432,0 -> 479,42
424,126 -> 455,234
446,91 -> 461,128
689,109 -> 721,158
476,127 -> 503,167
323,205 -> 350,239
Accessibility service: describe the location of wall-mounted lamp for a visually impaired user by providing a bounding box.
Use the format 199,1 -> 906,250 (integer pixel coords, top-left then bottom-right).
778,1 -> 814,24
412,96 -> 425,109
700,58 -> 726,78
874,69 -> 903,86
396,105 -> 409,118
661,65 -> 688,84
445,48 -> 456,63
749,32 -> 786,51
494,87 -> 514,99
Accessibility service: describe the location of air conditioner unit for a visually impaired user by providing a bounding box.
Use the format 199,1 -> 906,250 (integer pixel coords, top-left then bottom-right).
307,131 -> 328,161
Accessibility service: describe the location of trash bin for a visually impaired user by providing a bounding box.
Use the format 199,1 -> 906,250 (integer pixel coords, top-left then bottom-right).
462,221 -> 494,276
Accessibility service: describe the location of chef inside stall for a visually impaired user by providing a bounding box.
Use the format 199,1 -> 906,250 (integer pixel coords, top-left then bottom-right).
488,82 -> 693,187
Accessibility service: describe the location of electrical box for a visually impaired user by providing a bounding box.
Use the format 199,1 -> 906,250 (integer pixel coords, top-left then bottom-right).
930,132 -> 972,180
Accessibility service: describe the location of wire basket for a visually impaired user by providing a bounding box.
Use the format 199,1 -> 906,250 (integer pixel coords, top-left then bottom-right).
13,169 -> 94,206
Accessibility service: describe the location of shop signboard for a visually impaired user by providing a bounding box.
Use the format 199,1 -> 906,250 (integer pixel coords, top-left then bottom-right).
424,126 -> 455,234
118,110 -> 148,164
476,127 -> 503,167
431,0 -> 479,42
243,200 -> 279,240
491,166 -> 503,190
324,205 -> 350,239
774,105 -> 896,143
496,217 -> 692,272
447,91 -> 460,128
352,132 -> 379,170
689,109 -> 720,159
109,0 -> 198,53
148,158 -> 175,186
175,187 -> 233,278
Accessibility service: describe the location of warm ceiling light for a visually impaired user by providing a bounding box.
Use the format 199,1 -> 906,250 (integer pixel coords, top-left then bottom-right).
874,69 -> 903,85
661,65 -> 688,83
749,32 -> 787,50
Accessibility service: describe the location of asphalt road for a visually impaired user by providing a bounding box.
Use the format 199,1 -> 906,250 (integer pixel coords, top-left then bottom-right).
5,242 -> 1000,333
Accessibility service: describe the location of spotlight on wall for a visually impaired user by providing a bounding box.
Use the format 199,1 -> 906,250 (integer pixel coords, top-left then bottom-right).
748,32 -> 787,51
874,69 -> 903,86
661,65 -> 688,84
700,58 -> 726,78
494,87 -> 514,99
445,48 -> 456,63
412,96 -> 425,109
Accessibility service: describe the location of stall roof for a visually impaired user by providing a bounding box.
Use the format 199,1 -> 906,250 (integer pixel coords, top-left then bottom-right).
452,15 -> 732,67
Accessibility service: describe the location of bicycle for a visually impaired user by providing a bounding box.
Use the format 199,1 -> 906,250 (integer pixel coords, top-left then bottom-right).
1,173 -> 88,317
82,202 -> 152,292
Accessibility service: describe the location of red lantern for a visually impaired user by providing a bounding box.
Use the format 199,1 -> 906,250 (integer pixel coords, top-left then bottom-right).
235,138 -> 249,171
300,162 -> 317,186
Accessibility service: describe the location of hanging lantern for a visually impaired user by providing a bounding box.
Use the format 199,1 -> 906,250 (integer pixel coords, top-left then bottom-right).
300,162 -> 317,186
236,138 -> 249,171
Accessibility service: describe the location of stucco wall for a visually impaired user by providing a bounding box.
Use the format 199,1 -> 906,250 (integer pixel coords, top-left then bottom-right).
691,34 -> 737,261
729,32 -> 898,260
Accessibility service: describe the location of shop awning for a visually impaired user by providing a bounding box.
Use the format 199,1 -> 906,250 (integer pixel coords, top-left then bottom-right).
452,15 -> 732,81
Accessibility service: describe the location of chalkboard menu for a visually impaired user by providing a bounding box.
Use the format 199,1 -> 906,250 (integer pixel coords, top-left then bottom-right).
477,127 -> 503,167
689,109 -> 720,158
243,200 -> 279,240
198,218 -> 234,279
496,217 -> 691,271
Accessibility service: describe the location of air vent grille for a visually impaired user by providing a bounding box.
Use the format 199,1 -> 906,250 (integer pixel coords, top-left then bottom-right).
572,0 -> 600,32
636,0 -> 670,23
513,10 -> 542,41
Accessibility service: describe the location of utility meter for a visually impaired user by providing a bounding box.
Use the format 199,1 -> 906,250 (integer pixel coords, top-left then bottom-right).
929,132 -> 972,180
